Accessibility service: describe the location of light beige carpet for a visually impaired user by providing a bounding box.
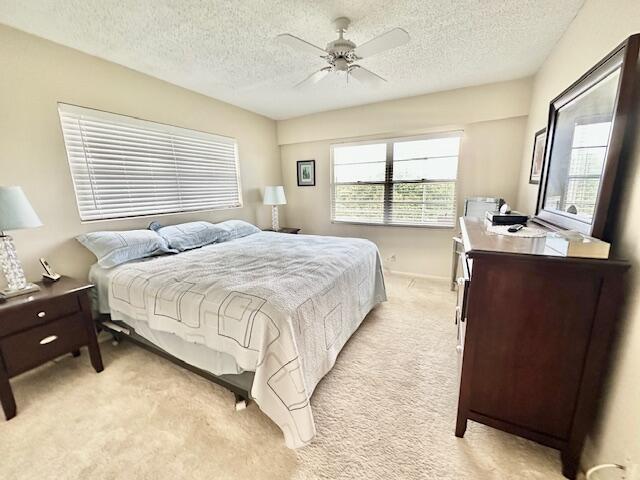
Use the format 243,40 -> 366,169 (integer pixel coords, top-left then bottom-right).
1,274 -> 566,479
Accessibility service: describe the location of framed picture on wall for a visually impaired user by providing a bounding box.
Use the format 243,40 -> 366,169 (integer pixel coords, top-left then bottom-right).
297,160 -> 316,186
529,128 -> 547,184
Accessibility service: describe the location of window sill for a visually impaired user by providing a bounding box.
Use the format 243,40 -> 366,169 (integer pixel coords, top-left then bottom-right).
330,220 -> 455,229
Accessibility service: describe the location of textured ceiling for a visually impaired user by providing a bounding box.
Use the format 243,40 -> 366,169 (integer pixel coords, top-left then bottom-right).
0,0 -> 584,119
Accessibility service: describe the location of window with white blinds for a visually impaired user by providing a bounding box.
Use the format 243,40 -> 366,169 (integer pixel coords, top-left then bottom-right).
58,103 -> 242,221
331,132 -> 461,227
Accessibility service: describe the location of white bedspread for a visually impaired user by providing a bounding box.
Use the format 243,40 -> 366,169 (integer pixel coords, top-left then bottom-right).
106,231 -> 386,448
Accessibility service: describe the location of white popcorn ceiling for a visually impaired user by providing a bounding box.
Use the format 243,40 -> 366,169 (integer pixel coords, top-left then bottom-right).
0,0 -> 584,120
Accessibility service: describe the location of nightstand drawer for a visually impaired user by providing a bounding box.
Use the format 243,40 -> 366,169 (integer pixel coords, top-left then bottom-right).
0,313 -> 88,376
0,294 -> 80,337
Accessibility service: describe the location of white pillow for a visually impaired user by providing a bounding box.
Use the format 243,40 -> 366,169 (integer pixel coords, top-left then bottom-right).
216,220 -> 260,240
156,221 -> 228,252
77,230 -> 174,268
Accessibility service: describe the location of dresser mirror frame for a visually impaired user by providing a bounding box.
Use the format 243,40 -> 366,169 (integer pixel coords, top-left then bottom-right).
534,34 -> 640,240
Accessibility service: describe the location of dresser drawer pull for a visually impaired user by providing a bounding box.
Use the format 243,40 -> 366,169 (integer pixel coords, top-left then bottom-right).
39,335 -> 58,345
37,311 -> 46,318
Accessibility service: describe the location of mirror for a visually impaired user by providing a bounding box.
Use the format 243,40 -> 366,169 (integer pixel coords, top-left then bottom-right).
543,69 -> 619,222
535,35 -> 640,240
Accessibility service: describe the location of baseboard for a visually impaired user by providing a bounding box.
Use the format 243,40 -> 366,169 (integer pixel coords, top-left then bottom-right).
384,268 -> 449,282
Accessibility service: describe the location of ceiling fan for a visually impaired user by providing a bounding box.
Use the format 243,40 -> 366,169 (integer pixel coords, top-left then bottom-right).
277,17 -> 410,88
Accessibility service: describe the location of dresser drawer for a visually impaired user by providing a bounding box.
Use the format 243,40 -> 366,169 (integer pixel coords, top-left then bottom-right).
0,294 -> 80,337
0,312 -> 88,377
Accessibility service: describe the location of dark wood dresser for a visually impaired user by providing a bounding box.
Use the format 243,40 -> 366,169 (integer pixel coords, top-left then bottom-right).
454,217 -> 629,479
0,277 -> 103,420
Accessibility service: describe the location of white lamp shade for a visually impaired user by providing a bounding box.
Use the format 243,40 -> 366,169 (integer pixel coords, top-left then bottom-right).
263,186 -> 287,205
0,186 -> 42,231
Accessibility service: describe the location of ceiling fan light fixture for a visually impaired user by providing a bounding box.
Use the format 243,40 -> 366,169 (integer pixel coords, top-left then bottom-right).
277,17 -> 410,89
334,57 -> 349,71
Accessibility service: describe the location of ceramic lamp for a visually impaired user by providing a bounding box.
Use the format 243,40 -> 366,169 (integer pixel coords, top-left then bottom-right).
0,186 -> 42,298
263,186 -> 287,231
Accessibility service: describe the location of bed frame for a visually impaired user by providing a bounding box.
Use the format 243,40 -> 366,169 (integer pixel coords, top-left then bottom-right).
97,316 -> 253,407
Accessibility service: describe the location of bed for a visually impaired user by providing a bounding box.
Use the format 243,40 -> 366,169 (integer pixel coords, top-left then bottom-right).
90,230 -> 386,448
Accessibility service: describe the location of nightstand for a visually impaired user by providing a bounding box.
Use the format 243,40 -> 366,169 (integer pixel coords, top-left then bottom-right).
264,227 -> 301,234
0,277 -> 103,420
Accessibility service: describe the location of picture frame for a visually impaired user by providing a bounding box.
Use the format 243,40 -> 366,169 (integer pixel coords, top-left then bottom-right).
297,160 -> 316,186
529,128 -> 546,184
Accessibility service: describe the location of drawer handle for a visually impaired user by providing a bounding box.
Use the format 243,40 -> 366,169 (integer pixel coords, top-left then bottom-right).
37,311 -> 46,318
39,335 -> 58,345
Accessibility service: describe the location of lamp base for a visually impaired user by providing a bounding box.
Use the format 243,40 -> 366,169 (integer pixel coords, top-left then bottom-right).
271,205 -> 280,232
0,282 -> 40,300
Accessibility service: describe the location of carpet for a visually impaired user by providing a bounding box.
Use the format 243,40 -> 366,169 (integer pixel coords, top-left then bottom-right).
0,274 -> 565,479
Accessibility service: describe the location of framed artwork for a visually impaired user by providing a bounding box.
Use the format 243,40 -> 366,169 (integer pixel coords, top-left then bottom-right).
297,160 -> 316,186
529,128 -> 546,184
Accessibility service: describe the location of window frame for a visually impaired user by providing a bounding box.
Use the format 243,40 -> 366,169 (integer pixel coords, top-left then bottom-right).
58,103 -> 243,223
330,131 -> 462,228
559,118 -> 612,221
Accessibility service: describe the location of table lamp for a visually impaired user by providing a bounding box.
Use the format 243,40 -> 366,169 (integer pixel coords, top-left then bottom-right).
0,186 -> 42,298
263,186 -> 286,231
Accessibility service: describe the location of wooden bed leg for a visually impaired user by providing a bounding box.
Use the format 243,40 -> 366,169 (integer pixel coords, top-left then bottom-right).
234,393 -> 248,411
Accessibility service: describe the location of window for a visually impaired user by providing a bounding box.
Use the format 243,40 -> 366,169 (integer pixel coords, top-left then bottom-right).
564,121 -> 611,220
58,103 -> 242,221
331,133 -> 461,227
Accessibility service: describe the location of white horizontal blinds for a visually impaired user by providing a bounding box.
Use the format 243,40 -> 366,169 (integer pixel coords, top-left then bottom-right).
332,143 -> 386,223
331,132 -> 461,227
391,135 -> 460,227
58,103 -> 242,221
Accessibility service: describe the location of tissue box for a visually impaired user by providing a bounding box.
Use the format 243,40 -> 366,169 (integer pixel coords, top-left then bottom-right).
545,232 -> 610,259
485,211 -> 529,225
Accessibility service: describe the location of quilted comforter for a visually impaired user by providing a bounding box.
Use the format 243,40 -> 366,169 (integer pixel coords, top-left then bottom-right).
107,231 -> 386,447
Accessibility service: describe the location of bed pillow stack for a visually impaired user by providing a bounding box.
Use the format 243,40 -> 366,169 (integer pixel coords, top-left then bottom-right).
77,219 -> 261,267
155,221 -> 229,252
76,230 -> 175,268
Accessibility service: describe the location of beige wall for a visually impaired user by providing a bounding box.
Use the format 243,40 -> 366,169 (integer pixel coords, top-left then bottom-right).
0,24 -> 281,284
279,79 -> 530,277
278,78 -> 532,146
513,0 -> 640,472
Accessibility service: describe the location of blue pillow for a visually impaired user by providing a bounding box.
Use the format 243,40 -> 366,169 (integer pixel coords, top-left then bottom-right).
217,220 -> 260,240
156,221 -> 228,252
76,230 -> 173,268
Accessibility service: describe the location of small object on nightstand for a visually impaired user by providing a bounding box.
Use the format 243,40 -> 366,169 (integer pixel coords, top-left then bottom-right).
507,224 -> 524,233
40,258 -> 61,282
0,277 -> 103,421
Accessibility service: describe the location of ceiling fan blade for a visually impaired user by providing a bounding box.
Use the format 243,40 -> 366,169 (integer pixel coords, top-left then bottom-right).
353,28 -> 410,59
294,67 -> 332,89
277,33 -> 327,57
349,65 -> 387,87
